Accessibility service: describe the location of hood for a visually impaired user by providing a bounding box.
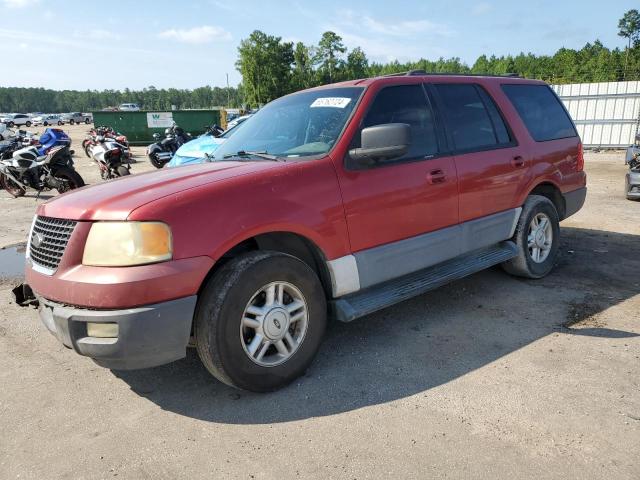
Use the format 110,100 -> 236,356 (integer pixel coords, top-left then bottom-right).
37,160 -> 280,221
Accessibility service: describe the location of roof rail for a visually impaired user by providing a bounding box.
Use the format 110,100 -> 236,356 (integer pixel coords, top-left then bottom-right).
382,70 -> 522,78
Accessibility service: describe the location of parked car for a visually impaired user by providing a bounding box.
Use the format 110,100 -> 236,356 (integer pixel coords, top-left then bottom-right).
22,72 -> 586,392
34,114 -> 64,126
118,103 -> 140,112
61,112 -> 92,125
624,133 -> 640,200
225,114 -> 252,131
1,113 -> 33,127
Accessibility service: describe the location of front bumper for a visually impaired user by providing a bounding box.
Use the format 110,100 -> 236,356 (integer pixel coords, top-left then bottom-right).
626,171 -> 640,198
36,294 -> 197,370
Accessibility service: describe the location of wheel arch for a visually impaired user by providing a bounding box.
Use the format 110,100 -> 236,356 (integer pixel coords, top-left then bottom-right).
526,181 -> 566,220
198,231 -> 333,299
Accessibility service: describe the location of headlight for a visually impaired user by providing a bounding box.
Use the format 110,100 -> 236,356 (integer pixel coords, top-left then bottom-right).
82,222 -> 172,266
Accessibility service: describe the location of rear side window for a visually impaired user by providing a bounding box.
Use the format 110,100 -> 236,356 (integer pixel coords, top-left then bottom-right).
502,85 -> 577,142
434,84 -> 512,152
361,84 -> 439,162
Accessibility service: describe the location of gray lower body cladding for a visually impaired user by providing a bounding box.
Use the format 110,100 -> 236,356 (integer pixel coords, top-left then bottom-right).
562,187 -> 587,218
354,208 -> 520,289
36,295 -> 197,370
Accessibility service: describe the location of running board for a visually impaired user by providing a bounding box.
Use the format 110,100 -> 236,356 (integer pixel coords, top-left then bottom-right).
330,241 -> 518,323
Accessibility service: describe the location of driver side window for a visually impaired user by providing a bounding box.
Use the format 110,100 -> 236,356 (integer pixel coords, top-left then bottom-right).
360,84 -> 439,164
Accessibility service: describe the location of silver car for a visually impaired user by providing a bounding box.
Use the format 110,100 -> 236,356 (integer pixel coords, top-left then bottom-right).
625,133 -> 640,200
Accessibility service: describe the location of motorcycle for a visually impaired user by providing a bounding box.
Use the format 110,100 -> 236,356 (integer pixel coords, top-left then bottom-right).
82,126 -> 129,158
0,144 -> 85,198
88,135 -> 131,179
146,124 -> 191,168
625,133 -> 640,201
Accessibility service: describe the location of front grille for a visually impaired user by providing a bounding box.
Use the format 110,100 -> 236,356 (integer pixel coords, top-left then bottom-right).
29,216 -> 77,272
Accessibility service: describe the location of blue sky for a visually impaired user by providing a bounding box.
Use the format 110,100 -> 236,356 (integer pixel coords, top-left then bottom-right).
1,0 -> 636,90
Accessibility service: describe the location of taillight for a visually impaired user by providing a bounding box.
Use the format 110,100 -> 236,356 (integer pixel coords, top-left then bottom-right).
576,142 -> 584,171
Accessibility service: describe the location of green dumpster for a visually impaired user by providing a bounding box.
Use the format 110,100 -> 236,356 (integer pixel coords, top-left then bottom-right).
91,110 -> 223,145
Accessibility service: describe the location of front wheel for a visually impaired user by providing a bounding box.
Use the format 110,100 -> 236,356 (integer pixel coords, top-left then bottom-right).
57,121 -> 63,126
85,118 -> 90,124
69,119 -> 75,125
502,195 -> 560,279
0,174 -> 26,197
52,166 -> 85,193
116,165 -> 130,177
195,251 -> 327,392
43,121 -> 49,126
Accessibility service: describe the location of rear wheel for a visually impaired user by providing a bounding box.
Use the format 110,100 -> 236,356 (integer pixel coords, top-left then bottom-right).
8,122 -> 14,127
52,166 -> 85,193
43,121 -> 48,126
502,195 -> 560,279
25,121 -> 31,127
85,118 -> 90,124
195,251 -> 327,392
0,174 -> 26,197
148,151 -> 165,169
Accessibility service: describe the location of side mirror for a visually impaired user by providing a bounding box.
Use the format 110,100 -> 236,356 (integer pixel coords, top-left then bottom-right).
349,123 -> 411,165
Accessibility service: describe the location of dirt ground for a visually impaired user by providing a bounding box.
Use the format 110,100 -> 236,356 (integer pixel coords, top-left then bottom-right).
0,127 -> 638,479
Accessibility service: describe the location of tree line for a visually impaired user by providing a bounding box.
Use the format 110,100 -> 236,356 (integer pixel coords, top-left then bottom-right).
1,9 -> 639,112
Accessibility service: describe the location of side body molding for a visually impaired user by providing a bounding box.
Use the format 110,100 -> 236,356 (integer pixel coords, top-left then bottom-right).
326,207 -> 522,298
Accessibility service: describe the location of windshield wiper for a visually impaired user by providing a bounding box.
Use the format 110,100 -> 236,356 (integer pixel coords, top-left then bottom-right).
223,150 -> 281,161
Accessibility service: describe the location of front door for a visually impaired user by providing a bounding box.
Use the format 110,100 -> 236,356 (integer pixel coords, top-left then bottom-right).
335,83 -> 459,287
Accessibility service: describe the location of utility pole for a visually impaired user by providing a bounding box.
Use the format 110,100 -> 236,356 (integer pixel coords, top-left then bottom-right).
226,73 -> 230,107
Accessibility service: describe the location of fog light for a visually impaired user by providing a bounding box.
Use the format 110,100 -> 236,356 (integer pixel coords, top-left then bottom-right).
87,322 -> 119,338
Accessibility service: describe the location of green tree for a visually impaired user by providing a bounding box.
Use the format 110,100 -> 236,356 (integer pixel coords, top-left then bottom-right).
618,9 -> 640,78
291,42 -> 317,91
315,31 -> 347,83
236,30 -> 294,106
346,47 -> 368,79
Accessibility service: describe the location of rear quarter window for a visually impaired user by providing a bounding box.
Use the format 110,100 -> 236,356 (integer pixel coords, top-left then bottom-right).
501,84 -> 577,142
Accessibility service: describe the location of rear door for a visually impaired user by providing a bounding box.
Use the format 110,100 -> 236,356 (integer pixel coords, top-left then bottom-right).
431,83 -> 527,223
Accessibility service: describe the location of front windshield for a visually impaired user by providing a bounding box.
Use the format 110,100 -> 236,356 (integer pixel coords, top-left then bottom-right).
213,87 -> 364,160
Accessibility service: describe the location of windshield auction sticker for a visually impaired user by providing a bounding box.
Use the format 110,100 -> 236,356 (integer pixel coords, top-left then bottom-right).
310,97 -> 352,108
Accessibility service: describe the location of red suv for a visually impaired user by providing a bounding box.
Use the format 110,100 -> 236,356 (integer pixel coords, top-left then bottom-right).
24,72 -> 586,392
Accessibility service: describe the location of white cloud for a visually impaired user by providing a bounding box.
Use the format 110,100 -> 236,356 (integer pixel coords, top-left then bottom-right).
2,0 -> 39,8
80,29 -> 121,40
335,10 -> 454,38
362,16 -> 454,37
472,2 -> 492,15
159,25 -> 231,44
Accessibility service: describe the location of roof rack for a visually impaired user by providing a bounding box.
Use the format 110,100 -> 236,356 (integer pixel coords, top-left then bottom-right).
383,70 -> 522,78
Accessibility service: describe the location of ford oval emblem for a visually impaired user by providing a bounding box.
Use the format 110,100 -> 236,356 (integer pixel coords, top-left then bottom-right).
31,232 -> 44,249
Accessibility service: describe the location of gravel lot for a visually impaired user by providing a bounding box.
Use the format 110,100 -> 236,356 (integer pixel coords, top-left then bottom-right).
0,126 -> 638,479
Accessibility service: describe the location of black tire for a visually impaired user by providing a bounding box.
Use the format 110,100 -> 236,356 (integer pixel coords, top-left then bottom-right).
502,195 -> 560,279
82,140 -> 92,158
43,121 -> 48,126
85,118 -> 90,124
69,119 -> 75,125
0,174 -> 26,197
116,165 -> 130,177
52,166 -> 85,193
57,121 -> 63,126
148,151 -> 165,169
8,122 -> 14,127
195,251 -> 327,392
25,121 -> 31,127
